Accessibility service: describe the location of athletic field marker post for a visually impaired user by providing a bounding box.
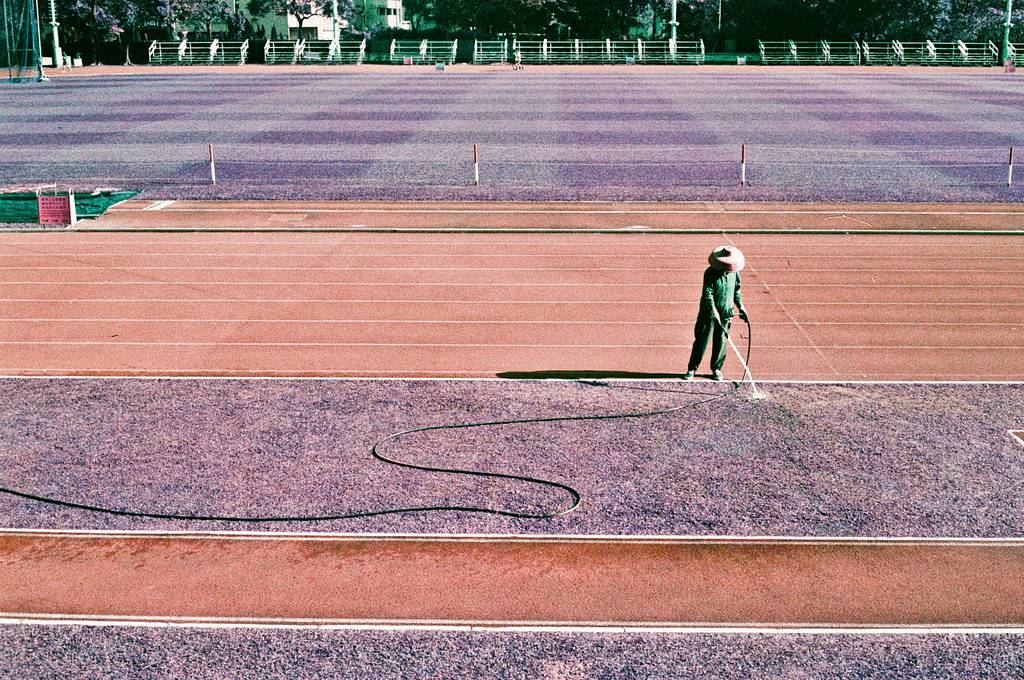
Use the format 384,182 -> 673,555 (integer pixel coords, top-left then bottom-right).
740,144 -> 747,186
209,144 -> 217,186
1009,146 -> 1015,187
473,143 -> 480,186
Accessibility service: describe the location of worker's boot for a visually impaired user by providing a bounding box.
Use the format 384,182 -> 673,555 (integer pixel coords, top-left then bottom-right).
711,370 -> 723,381
683,370 -> 695,380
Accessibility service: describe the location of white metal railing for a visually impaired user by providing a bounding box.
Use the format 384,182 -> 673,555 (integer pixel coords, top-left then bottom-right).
608,40 -> 640,62
264,40 -> 299,65
679,39 -> 704,64
577,40 -> 607,63
390,39 -> 428,63
511,40 -> 545,63
758,41 -> 794,64
823,40 -> 861,64
299,40 -> 332,63
424,39 -> 457,64
473,39 -> 507,63
639,40 -> 675,63
211,40 -> 248,65
862,41 -> 901,64
148,41 -> 187,65
955,41 -> 999,65
545,40 -> 577,63
331,39 -> 365,64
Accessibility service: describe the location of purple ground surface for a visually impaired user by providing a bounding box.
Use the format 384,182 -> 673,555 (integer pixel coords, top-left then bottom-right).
2,70 -> 1023,201
1,378 -> 1021,536
1,627 -> 1022,679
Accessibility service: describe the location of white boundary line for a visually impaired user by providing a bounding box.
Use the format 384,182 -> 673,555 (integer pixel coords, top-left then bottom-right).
2,319 -> 1020,327
0,376 -> 1021,384
2,342 -> 1022,350
106,207 -> 1024,216
3,528 -> 1023,544
3,615 -> 1024,635
2,282 -> 1021,289
4,240 -> 1023,248
2,268 -> 1024,274
1,299 -> 1021,306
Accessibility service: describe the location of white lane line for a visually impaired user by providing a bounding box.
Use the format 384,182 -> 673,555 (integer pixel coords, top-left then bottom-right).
0,298 -> 691,304
3,267 -> 1021,273
0,341 -> 692,348
0,372 -> 1019,383
0,376 -> 1020,384
1,299 -> 1022,306
3,239 -> 1022,248
2,319 -> 1019,327
0,342 -> 1020,350
0,281 -> 1019,289
2,318 -> 689,325
2,253 -> 1020,260
141,200 -> 175,212
736,238 -> 837,377
5,616 -> 1024,634
4,528 -> 1023,544
106,207 -> 1024,216
3,267 -> 1024,275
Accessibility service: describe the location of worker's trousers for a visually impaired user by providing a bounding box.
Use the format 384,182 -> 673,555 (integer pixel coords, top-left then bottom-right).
687,313 -> 731,373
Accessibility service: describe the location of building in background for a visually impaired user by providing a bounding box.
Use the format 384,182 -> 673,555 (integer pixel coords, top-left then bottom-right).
245,0 -> 407,39
354,0 -> 409,31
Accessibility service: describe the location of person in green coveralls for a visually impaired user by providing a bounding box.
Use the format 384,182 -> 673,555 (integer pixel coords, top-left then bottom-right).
683,246 -> 749,381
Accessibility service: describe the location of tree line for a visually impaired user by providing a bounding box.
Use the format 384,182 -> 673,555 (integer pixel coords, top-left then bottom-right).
46,0 -> 1022,63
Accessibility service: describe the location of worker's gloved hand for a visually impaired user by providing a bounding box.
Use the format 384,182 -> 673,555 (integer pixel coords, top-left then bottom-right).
738,308 -> 749,323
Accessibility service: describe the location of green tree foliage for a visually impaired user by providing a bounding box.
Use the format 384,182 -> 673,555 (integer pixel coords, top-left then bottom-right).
429,0 -> 562,34
174,0 -> 232,36
403,0 -> 432,30
246,0 -> 353,32
54,0 -> 171,61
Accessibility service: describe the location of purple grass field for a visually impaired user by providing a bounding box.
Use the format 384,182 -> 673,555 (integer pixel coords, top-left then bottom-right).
2,626 -> 1023,679
2,69 -> 1023,201
1,378 -> 1021,536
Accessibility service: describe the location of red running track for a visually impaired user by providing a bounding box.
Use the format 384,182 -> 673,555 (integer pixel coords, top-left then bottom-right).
0,231 -> 1021,380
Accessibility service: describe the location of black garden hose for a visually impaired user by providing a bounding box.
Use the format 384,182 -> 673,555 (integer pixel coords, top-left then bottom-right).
0,319 -> 755,522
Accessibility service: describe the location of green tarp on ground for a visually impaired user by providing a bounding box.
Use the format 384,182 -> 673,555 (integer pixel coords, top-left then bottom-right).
0,190 -> 139,224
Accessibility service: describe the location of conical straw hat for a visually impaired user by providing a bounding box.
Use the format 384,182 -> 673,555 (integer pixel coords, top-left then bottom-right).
708,246 -> 745,272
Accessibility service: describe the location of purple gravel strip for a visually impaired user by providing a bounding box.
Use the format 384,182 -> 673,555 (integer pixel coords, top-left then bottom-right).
0,379 -> 1021,536
0,626 -> 1021,679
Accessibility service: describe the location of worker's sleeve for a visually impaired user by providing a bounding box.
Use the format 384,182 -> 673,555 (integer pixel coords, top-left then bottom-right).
701,269 -> 716,310
734,273 -> 744,310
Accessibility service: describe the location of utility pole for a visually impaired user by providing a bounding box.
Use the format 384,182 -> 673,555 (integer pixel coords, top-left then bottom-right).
1003,0 -> 1014,63
49,0 -> 62,67
35,0 -> 48,81
332,0 -> 338,41
670,0 -> 677,41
